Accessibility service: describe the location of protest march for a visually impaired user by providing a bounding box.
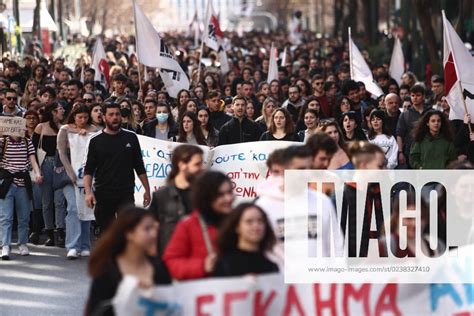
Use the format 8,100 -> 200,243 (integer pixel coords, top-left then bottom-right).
0,0 -> 473,315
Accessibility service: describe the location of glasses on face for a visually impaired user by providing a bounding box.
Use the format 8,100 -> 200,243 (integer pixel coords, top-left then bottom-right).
83,98 -> 93,103
6,96 -> 17,101
314,82 -> 324,86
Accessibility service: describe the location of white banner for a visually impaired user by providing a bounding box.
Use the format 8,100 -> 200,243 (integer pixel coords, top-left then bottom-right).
69,132 -> 95,221
112,269 -> 474,316
134,136 -> 298,205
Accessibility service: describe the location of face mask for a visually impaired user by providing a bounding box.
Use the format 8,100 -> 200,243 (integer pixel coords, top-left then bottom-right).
120,107 -> 131,117
156,113 -> 169,123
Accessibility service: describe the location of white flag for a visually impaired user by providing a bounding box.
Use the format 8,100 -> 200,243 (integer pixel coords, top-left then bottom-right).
267,43 -> 278,83
203,0 -> 223,51
133,0 -> 189,98
219,49 -> 230,74
348,28 -> 384,97
91,37 -> 109,88
442,11 -> 474,123
389,36 -> 405,85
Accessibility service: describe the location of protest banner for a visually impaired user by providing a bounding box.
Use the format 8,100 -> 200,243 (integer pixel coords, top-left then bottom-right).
134,136 -> 298,205
69,133 -> 298,208
112,255 -> 474,316
69,132 -> 96,221
0,116 -> 26,138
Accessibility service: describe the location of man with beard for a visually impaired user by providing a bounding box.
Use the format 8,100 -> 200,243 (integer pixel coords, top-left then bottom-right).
84,103 -> 150,232
148,145 -> 204,255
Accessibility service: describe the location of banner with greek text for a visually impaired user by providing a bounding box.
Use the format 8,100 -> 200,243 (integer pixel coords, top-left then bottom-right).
112,263 -> 474,316
134,136 -> 298,205
69,132 -> 96,221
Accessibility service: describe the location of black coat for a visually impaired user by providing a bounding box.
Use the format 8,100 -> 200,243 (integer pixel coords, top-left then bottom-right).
217,117 -> 262,145
142,119 -> 178,139
149,183 -> 190,255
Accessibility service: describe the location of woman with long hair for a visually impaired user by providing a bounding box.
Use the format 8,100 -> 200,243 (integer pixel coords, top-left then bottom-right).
163,171 -> 234,280
131,100 -> 145,125
333,96 -> 352,122
176,89 -> 191,120
246,99 -> 256,121
21,79 -> 39,108
257,81 -> 270,97
260,108 -> 298,141
32,64 -> 47,85
296,96 -> 322,131
367,110 -> 398,169
57,104 -> 99,259
213,203 -> 278,277
269,79 -> 282,102
410,110 -> 457,169
179,98 -> 199,119
255,97 -> 278,132
173,112 -> 207,145
319,120 -> 354,169
296,78 -> 311,98
297,109 -> 320,142
197,107 -> 219,147
118,98 -> 140,133
88,103 -> 104,129
341,111 -> 367,142
32,102 -> 67,247
86,207 -> 171,316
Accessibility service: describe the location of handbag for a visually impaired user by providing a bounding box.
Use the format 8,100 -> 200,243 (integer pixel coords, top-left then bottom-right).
36,130 -> 47,167
52,151 -> 72,191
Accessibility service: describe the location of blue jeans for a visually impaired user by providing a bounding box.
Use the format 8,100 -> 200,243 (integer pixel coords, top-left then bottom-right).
62,184 -> 91,252
0,184 -> 32,246
41,157 -> 66,230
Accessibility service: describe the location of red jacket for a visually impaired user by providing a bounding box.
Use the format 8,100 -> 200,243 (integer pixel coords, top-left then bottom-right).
163,211 -> 217,280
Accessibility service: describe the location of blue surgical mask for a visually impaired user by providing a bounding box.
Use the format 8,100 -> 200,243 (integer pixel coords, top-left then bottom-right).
156,113 -> 169,123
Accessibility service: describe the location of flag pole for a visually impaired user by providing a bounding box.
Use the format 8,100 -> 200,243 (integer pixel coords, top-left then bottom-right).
133,1 -> 144,102
458,81 -> 473,134
197,0 -> 210,86
348,27 -> 353,79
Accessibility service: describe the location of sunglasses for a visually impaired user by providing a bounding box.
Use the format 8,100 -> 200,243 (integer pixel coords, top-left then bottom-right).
6,97 -> 17,101
314,82 -> 324,85
83,98 -> 94,102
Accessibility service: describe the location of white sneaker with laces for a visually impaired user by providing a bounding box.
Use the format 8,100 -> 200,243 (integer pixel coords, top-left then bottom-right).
1,246 -> 10,260
18,244 -> 29,256
67,249 -> 78,260
80,250 -> 90,257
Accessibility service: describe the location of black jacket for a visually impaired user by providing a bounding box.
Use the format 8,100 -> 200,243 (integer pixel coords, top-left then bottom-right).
86,257 -> 171,316
217,117 -> 262,145
209,111 -> 232,131
142,119 -> 178,139
149,183 -> 190,255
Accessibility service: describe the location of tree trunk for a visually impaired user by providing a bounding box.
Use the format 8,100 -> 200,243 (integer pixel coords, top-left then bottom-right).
413,0 -> 440,74
333,0 -> 344,38
32,0 -> 41,39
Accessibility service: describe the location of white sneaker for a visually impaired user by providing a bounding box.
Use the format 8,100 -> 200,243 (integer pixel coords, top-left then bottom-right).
67,249 -> 78,260
1,246 -> 10,260
80,250 -> 90,257
18,245 -> 29,256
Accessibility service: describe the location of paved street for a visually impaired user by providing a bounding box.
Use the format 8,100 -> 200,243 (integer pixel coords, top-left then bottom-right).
0,244 -> 90,316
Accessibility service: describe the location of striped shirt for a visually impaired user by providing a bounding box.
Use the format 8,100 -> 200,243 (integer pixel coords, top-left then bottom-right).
0,137 -> 35,186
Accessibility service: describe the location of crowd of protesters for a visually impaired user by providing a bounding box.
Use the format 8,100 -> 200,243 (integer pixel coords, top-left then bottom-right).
0,30 -> 473,314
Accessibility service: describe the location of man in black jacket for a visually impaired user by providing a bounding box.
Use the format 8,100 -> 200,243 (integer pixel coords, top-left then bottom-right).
218,95 -> 262,145
149,145 -> 204,255
206,90 -> 231,130
84,103 -> 150,232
